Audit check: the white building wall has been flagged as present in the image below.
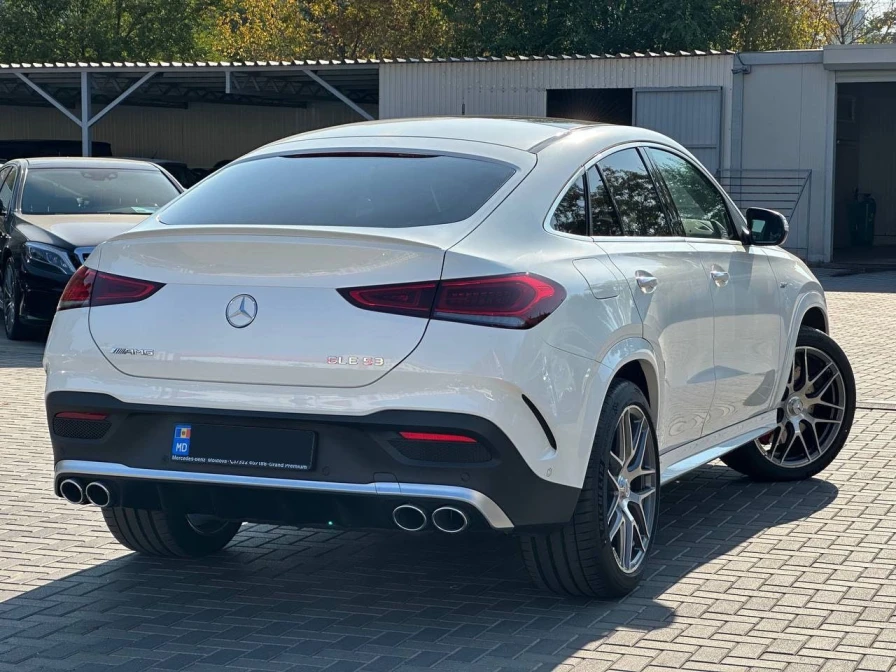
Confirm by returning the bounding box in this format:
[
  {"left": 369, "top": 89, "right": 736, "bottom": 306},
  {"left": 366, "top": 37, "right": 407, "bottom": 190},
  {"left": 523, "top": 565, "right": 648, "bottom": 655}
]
[
  {"left": 380, "top": 55, "right": 735, "bottom": 168},
  {"left": 739, "top": 55, "right": 833, "bottom": 261}
]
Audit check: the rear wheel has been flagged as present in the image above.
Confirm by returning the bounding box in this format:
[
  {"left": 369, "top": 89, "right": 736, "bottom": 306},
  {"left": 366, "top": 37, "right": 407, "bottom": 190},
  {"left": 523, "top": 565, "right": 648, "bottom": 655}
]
[
  {"left": 721, "top": 327, "right": 855, "bottom": 481},
  {"left": 520, "top": 380, "right": 660, "bottom": 598},
  {"left": 102, "top": 507, "right": 241, "bottom": 558}
]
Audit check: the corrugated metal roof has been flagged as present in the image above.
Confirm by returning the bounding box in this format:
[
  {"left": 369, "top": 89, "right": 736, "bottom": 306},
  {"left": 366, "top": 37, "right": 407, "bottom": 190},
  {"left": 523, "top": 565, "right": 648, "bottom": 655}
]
[{"left": 0, "top": 50, "right": 735, "bottom": 71}]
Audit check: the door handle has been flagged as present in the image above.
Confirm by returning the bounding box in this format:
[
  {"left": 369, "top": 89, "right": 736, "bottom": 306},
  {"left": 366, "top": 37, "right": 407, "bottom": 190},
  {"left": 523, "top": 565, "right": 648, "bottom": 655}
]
[
  {"left": 635, "top": 271, "right": 658, "bottom": 294},
  {"left": 710, "top": 267, "right": 730, "bottom": 287}
]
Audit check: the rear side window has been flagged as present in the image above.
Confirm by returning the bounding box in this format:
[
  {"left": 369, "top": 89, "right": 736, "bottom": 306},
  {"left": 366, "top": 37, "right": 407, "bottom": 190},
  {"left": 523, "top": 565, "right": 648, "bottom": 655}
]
[
  {"left": 549, "top": 175, "right": 587, "bottom": 236},
  {"left": 586, "top": 167, "right": 622, "bottom": 236},
  {"left": 158, "top": 154, "right": 516, "bottom": 228},
  {"left": 598, "top": 149, "right": 672, "bottom": 237}
]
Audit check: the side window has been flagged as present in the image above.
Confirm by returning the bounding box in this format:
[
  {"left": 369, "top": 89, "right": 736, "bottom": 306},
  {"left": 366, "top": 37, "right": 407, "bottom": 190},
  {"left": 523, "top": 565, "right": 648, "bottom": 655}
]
[
  {"left": 647, "top": 149, "right": 736, "bottom": 240},
  {"left": 0, "top": 167, "right": 16, "bottom": 215},
  {"left": 549, "top": 175, "right": 587, "bottom": 237},
  {"left": 586, "top": 166, "right": 622, "bottom": 236},
  {"left": 597, "top": 149, "right": 671, "bottom": 237}
]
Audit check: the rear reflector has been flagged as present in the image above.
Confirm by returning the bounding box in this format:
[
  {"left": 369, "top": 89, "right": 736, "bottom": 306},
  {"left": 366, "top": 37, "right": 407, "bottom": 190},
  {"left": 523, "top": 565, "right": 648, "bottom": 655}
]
[
  {"left": 398, "top": 431, "right": 477, "bottom": 443},
  {"left": 58, "top": 268, "right": 164, "bottom": 311},
  {"left": 339, "top": 273, "right": 565, "bottom": 329},
  {"left": 55, "top": 412, "right": 108, "bottom": 421}
]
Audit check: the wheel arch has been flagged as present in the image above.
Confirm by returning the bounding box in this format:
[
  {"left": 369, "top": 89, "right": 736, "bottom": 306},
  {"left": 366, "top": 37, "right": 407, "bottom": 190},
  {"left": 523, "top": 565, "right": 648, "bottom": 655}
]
[
  {"left": 800, "top": 306, "right": 828, "bottom": 334},
  {"left": 598, "top": 338, "right": 661, "bottom": 421}
]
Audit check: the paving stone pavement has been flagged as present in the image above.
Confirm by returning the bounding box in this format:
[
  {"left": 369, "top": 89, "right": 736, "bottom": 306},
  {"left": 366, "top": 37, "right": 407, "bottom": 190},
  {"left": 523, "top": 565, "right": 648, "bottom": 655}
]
[{"left": 0, "top": 272, "right": 893, "bottom": 671}]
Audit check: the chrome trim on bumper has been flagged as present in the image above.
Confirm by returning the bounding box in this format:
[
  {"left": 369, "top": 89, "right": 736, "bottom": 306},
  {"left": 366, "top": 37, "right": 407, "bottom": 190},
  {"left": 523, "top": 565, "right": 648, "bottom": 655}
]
[{"left": 54, "top": 460, "right": 515, "bottom": 530}]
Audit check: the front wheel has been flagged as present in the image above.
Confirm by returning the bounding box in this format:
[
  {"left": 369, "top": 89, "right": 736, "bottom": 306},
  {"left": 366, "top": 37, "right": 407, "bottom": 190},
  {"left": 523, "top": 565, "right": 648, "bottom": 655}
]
[
  {"left": 722, "top": 327, "right": 856, "bottom": 481},
  {"left": 2, "top": 261, "right": 33, "bottom": 341},
  {"left": 102, "top": 507, "right": 241, "bottom": 557},
  {"left": 520, "top": 380, "right": 660, "bottom": 598}
]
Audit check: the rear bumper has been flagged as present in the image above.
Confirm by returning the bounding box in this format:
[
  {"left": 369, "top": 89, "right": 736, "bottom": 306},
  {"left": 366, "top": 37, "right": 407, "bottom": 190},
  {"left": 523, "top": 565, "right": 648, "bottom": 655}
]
[{"left": 48, "top": 391, "right": 581, "bottom": 531}]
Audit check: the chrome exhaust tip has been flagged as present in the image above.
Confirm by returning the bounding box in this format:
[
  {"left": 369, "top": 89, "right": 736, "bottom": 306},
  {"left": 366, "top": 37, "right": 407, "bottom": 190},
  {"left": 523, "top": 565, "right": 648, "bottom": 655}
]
[
  {"left": 85, "top": 482, "right": 112, "bottom": 508},
  {"left": 392, "top": 504, "right": 427, "bottom": 532},
  {"left": 432, "top": 506, "right": 469, "bottom": 534},
  {"left": 59, "top": 479, "right": 86, "bottom": 505}
]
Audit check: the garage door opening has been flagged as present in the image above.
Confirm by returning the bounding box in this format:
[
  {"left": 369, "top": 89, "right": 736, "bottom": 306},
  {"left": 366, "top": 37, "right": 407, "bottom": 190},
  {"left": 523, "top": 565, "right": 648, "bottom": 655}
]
[
  {"left": 834, "top": 82, "right": 896, "bottom": 264},
  {"left": 546, "top": 88, "right": 633, "bottom": 124}
]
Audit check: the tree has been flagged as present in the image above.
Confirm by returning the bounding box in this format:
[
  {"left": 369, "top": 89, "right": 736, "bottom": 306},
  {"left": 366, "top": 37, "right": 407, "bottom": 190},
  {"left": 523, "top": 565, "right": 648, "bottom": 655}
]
[
  {"left": 827, "top": 1, "right": 896, "bottom": 43},
  {"left": 735, "top": 0, "right": 831, "bottom": 50},
  {"left": 0, "top": 0, "right": 218, "bottom": 62},
  {"left": 210, "top": 0, "right": 309, "bottom": 60}
]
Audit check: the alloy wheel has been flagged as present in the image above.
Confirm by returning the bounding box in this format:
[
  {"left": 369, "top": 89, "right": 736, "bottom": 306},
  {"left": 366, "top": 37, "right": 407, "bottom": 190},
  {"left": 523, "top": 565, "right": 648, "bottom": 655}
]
[
  {"left": 756, "top": 346, "right": 847, "bottom": 468},
  {"left": 606, "top": 405, "right": 658, "bottom": 574}
]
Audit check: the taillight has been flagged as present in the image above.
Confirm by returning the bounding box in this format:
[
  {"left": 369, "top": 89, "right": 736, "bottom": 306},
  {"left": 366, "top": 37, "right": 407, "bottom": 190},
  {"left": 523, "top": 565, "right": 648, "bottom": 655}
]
[
  {"left": 58, "top": 266, "right": 95, "bottom": 310},
  {"left": 340, "top": 281, "right": 437, "bottom": 318},
  {"left": 57, "top": 268, "right": 164, "bottom": 311},
  {"left": 339, "top": 273, "right": 565, "bottom": 329}
]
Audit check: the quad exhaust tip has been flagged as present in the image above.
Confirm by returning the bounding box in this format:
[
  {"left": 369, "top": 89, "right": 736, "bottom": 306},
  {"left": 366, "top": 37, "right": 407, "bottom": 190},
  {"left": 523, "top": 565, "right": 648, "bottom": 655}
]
[
  {"left": 392, "top": 504, "right": 427, "bottom": 532},
  {"left": 59, "top": 479, "right": 86, "bottom": 505},
  {"left": 85, "top": 482, "right": 112, "bottom": 508},
  {"left": 432, "top": 506, "right": 469, "bottom": 534}
]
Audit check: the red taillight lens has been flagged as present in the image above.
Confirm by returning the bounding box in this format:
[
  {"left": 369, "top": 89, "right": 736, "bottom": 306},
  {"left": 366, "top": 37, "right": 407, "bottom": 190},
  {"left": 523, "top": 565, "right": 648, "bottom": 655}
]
[
  {"left": 339, "top": 273, "right": 565, "bottom": 329},
  {"left": 57, "top": 268, "right": 164, "bottom": 312},
  {"left": 58, "top": 266, "right": 96, "bottom": 310},
  {"left": 434, "top": 274, "right": 565, "bottom": 329},
  {"left": 339, "top": 281, "right": 437, "bottom": 317},
  {"left": 91, "top": 272, "right": 164, "bottom": 307},
  {"left": 398, "top": 431, "right": 477, "bottom": 443}
]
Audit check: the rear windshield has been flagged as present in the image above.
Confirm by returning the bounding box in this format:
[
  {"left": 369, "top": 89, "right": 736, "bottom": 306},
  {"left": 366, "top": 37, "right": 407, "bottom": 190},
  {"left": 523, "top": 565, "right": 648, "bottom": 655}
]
[
  {"left": 158, "top": 153, "right": 517, "bottom": 228},
  {"left": 22, "top": 168, "right": 180, "bottom": 215}
]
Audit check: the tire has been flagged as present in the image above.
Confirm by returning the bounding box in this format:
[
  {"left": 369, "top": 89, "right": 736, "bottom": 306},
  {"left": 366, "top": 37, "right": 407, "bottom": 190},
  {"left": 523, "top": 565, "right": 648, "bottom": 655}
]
[
  {"left": 2, "top": 261, "right": 33, "bottom": 341},
  {"left": 721, "top": 326, "right": 855, "bottom": 482},
  {"left": 102, "top": 507, "right": 241, "bottom": 558},
  {"left": 520, "top": 380, "right": 660, "bottom": 598}
]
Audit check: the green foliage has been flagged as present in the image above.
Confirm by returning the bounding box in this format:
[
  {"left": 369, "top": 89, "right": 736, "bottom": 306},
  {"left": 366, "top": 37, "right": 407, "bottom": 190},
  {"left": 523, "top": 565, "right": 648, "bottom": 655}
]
[
  {"left": 0, "top": 0, "right": 218, "bottom": 62},
  {"left": 0, "top": 0, "right": 879, "bottom": 63}
]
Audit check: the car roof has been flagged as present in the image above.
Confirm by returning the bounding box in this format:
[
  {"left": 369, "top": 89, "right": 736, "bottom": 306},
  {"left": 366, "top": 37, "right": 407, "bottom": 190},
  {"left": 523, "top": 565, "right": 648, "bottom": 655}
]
[
  {"left": 16, "top": 157, "right": 163, "bottom": 170},
  {"left": 267, "top": 117, "right": 602, "bottom": 153}
]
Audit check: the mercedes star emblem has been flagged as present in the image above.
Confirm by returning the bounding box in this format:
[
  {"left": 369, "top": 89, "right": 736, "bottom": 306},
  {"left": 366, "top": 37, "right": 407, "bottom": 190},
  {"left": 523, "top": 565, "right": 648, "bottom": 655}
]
[{"left": 225, "top": 294, "right": 258, "bottom": 328}]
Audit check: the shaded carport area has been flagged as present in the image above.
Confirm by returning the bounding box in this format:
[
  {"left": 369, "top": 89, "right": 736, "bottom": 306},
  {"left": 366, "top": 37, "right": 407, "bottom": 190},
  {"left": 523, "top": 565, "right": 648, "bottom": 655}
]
[{"left": 0, "top": 61, "right": 380, "bottom": 170}]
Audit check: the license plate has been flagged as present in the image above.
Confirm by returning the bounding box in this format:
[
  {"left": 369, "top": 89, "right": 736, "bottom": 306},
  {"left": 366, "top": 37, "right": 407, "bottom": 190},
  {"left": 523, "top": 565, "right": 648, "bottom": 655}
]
[{"left": 170, "top": 423, "right": 316, "bottom": 472}]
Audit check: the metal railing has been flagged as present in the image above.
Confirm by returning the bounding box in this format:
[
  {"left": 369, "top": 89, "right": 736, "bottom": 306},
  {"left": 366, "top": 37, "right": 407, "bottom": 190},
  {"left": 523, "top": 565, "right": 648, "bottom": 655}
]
[{"left": 716, "top": 169, "right": 812, "bottom": 219}]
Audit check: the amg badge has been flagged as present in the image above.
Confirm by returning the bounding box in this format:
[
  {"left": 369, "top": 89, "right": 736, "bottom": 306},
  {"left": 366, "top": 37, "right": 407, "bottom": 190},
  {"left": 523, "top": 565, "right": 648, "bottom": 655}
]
[{"left": 111, "top": 348, "right": 155, "bottom": 356}]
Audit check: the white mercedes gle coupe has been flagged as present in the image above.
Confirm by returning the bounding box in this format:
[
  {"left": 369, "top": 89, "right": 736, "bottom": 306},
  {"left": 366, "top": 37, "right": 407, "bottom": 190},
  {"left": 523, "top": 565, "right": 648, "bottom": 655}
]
[{"left": 44, "top": 118, "right": 855, "bottom": 597}]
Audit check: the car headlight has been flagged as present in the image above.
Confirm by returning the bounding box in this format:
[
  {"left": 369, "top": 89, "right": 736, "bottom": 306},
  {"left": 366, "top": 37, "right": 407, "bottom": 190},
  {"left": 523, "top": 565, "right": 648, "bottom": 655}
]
[{"left": 24, "top": 242, "right": 77, "bottom": 275}]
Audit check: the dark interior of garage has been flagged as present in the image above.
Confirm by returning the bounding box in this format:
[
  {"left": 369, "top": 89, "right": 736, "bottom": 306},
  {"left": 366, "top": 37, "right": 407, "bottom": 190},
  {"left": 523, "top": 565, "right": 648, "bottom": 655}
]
[
  {"left": 834, "top": 82, "right": 896, "bottom": 264},
  {"left": 546, "top": 88, "right": 633, "bottom": 124}
]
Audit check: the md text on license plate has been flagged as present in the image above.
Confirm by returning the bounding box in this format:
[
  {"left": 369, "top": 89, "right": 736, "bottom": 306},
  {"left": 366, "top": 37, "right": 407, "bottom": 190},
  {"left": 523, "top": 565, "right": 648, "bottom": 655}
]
[{"left": 170, "top": 423, "right": 316, "bottom": 471}]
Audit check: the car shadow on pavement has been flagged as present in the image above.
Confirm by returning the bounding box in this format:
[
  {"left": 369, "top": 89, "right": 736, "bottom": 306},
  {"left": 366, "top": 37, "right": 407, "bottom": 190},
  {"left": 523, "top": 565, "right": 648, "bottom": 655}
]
[
  {"left": 4, "top": 464, "right": 838, "bottom": 671},
  {"left": 0, "top": 339, "right": 44, "bottom": 368}
]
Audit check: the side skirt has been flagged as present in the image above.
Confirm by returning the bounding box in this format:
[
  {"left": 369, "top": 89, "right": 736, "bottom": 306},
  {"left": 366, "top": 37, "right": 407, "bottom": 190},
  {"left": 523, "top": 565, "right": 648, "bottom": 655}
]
[{"left": 659, "top": 411, "right": 777, "bottom": 485}]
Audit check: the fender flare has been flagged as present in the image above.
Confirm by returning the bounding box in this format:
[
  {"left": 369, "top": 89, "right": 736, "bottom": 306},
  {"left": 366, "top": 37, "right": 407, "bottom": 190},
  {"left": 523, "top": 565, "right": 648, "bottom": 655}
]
[
  {"left": 567, "top": 338, "right": 662, "bottom": 491},
  {"left": 775, "top": 290, "right": 828, "bottom": 402}
]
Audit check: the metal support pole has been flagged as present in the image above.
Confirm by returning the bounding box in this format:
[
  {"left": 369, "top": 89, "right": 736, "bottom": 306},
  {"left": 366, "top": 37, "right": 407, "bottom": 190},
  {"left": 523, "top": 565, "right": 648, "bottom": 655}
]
[
  {"left": 302, "top": 69, "right": 374, "bottom": 121},
  {"left": 88, "top": 71, "right": 156, "bottom": 127},
  {"left": 81, "top": 72, "right": 91, "bottom": 157},
  {"left": 13, "top": 73, "right": 82, "bottom": 126}
]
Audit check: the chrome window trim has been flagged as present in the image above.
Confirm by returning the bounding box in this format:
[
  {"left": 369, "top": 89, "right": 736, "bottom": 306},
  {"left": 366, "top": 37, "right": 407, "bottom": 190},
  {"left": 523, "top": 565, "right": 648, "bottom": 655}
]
[{"left": 542, "top": 140, "right": 748, "bottom": 245}]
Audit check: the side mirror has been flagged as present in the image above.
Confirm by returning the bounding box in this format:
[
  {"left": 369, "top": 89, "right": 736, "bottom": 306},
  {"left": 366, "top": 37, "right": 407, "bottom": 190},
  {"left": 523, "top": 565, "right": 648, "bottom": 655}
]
[{"left": 746, "top": 207, "right": 789, "bottom": 246}]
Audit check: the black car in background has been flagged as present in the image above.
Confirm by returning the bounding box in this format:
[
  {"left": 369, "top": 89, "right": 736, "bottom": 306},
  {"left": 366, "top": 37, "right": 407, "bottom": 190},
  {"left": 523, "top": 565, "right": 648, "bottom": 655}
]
[
  {"left": 0, "top": 140, "right": 113, "bottom": 159},
  {"left": 0, "top": 158, "right": 183, "bottom": 339}
]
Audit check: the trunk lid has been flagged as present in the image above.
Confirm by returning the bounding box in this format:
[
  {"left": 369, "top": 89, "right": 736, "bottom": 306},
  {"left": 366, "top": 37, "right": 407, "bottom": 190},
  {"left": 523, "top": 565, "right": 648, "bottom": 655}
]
[{"left": 88, "top": 226, "right": 447, "bottom": 387}]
